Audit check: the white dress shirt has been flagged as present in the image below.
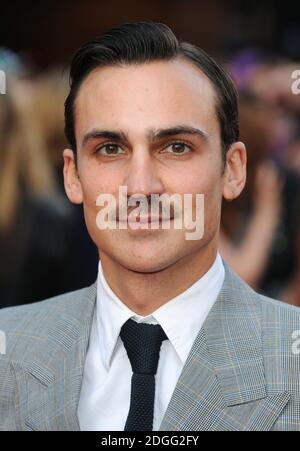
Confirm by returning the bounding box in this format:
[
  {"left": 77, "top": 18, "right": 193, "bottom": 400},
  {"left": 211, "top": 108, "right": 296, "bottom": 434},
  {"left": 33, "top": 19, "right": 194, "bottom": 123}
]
[{"left": 78, "top": 253, "right": 225, "bottom": 431}]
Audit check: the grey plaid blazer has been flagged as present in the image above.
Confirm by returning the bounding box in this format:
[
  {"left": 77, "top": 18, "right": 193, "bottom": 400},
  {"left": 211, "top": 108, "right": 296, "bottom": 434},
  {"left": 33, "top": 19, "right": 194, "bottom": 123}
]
[{"left": 1, "top": 262, "right": 300, "bottom": 431}]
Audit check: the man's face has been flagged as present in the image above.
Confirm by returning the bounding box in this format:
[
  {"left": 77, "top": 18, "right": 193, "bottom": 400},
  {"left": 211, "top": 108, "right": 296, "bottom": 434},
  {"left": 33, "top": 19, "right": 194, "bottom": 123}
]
[{"left": 64, "top": 58, "right": 243, "bottom": 273}]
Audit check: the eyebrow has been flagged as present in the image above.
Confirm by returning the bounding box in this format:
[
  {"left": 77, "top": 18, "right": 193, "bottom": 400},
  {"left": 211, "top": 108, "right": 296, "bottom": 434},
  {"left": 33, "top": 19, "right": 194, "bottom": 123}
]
[
  {"left": 81, "top": 125, "right": 208, "bottom": 148},
  {"left": 81, "top": 129, "right": 129, "bottom": 148},
  {"left": 149, "top": 126, "right": 208, "bottom": 142}
]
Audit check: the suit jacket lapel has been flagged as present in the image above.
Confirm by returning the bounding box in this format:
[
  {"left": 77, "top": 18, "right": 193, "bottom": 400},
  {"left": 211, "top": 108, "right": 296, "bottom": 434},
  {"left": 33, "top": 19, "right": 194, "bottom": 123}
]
[
  {"left": 159, "top": 263, "right": 290, "bottom": 431},
  {"left": 12, "top": 282, "right": 97, "bottom": 431}
]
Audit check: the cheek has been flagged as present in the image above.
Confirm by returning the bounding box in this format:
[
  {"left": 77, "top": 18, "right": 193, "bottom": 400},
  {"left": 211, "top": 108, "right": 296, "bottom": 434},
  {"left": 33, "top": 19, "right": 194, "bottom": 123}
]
[
  {"left": 78, "top": 163, "right": 124, "bottom": 242},
  {"left": 79, "top": 161, "right": 118, "bottom": 205},
  {"left": 179, "top": 164, "right": 223, "bottom": 229},
  {"left": 175, "top": 162, "right": 222, "bottom": 197}
]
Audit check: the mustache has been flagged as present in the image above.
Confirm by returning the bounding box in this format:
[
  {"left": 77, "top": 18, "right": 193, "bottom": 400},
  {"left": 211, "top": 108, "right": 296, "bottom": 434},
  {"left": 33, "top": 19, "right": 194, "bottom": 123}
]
[{"left": 115, "top": 196, "right": 180, "bottom": 221}]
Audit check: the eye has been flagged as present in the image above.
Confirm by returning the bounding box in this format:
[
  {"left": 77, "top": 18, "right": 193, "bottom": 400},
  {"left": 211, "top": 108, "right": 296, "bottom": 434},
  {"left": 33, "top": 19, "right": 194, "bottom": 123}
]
[
  {"left": 96, "top": 143, "right": 124, "bottom": 156},
  {"left": 164, "top": 142, "right": 192, "bottom": 155}
]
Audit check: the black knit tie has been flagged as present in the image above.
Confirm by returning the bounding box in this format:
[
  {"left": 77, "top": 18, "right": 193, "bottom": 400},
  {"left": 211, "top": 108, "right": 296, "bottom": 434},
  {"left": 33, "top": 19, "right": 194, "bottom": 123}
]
[{"left": 120, "top": 318, "right": 168, "bottom": 431}]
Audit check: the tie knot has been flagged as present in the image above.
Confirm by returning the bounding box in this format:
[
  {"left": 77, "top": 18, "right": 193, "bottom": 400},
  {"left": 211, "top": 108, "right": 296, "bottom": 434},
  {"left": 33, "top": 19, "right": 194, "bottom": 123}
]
[{"left": 120, "top": 318, "right": 168, "bottom": 375}]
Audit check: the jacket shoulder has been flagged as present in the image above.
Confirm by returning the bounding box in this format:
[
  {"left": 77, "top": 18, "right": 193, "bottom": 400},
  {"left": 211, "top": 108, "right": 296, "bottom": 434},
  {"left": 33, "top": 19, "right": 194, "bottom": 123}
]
[
  {"left": 257, "top": 293, "right": 300, "bottom": 411},
  {"left": 0, "top": 284, "right": 96, "bottom": 331},
  {"left": 250, "top": 292, "right": 300, "bottom": 358},
  {"left": 259, "top": 293, "right": 300, "bottom": 329},
  {"left": 0, "top": 283, "right": 96, "bottom": 365}
]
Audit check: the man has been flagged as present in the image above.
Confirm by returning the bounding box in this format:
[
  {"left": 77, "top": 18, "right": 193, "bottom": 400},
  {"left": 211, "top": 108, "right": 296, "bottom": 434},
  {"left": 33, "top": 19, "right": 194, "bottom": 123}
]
[{"left": 0, "top": 22, "right": 300, "bottom": 431}]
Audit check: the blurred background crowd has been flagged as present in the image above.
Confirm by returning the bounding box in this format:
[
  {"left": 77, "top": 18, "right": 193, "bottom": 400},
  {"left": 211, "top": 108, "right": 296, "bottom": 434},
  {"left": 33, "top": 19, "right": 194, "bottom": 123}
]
[{"left": 1, "top": 0, "right": 300, "bottom": 308}]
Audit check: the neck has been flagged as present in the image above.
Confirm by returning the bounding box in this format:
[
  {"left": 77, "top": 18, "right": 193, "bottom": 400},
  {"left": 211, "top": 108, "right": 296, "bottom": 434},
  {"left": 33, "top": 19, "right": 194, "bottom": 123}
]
[{"left": 99, "top": 245, "right": 218, "bottom": 316}]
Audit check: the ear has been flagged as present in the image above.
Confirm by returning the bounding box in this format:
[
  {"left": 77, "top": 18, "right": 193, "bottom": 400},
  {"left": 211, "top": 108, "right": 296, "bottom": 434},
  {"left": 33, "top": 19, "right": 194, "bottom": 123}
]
[
  {"left": 223, "top": 141, "right": 247, "bottom": 201},
  {"left": 63, "top": 149, "right": 83, "bottom": 204}
]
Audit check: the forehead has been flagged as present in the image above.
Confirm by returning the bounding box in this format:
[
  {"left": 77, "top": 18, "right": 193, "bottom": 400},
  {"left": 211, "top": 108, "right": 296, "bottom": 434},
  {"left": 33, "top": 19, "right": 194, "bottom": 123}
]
[{"left": 74, "top": 58, "right": 219, "bottom": 143}]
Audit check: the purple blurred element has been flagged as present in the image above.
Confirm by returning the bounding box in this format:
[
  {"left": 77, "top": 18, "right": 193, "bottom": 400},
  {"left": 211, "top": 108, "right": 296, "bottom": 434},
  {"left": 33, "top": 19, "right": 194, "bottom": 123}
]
[{"left": 229, "top": 48, "right": 265, "bottom": 89}]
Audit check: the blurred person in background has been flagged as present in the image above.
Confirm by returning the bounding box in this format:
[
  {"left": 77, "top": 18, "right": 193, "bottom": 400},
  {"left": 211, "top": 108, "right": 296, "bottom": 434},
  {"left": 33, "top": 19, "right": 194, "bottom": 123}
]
[
  {"left": 0, "top": 64, "right": 97, "bottom": 308},
  {"left": 25, "top": 68, "right": 99, "bottom": 292},
  {"left": 220, "top": 93, "right": 282, "bottom": 290},
  {"left": 0, "top": 74, "right": 71, "bottom": 307},
  {"left": 0, "top": 49, "right": 97, "bottom": 308},
  {"left": 220, "top": 86, "right": 300, "bottom": 300}
]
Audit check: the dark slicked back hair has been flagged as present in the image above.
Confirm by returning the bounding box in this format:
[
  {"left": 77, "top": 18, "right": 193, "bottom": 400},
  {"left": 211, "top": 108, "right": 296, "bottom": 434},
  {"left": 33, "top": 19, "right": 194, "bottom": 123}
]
[{"left": 64, "top": 21, "right": 239, "bottom": 158}]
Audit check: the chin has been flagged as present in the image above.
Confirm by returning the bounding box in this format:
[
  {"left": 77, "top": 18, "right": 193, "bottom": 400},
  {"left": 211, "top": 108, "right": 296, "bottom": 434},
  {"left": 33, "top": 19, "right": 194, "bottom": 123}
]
[{"left": 116, "top": 253, "right": 175, "bottom": 274}]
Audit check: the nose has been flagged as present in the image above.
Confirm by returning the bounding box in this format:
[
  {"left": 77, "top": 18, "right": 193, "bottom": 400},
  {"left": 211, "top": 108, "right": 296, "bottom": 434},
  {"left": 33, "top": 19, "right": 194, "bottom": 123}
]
[{"left": 123, "top": 147, "right": 165, "bottom": 198}]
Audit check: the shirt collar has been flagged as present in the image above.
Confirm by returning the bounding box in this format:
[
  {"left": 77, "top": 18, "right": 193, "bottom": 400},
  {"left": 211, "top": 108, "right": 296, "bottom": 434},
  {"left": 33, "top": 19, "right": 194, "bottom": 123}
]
[{"left": 96, "top": 254, "right": 225, "bottom": 369}]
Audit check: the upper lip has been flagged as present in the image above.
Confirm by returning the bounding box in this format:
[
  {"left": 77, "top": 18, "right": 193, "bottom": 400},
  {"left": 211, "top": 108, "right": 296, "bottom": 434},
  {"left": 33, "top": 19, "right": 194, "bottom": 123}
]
[{"left": 118, "top": 215, "right": 173, "bottom": 223}]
